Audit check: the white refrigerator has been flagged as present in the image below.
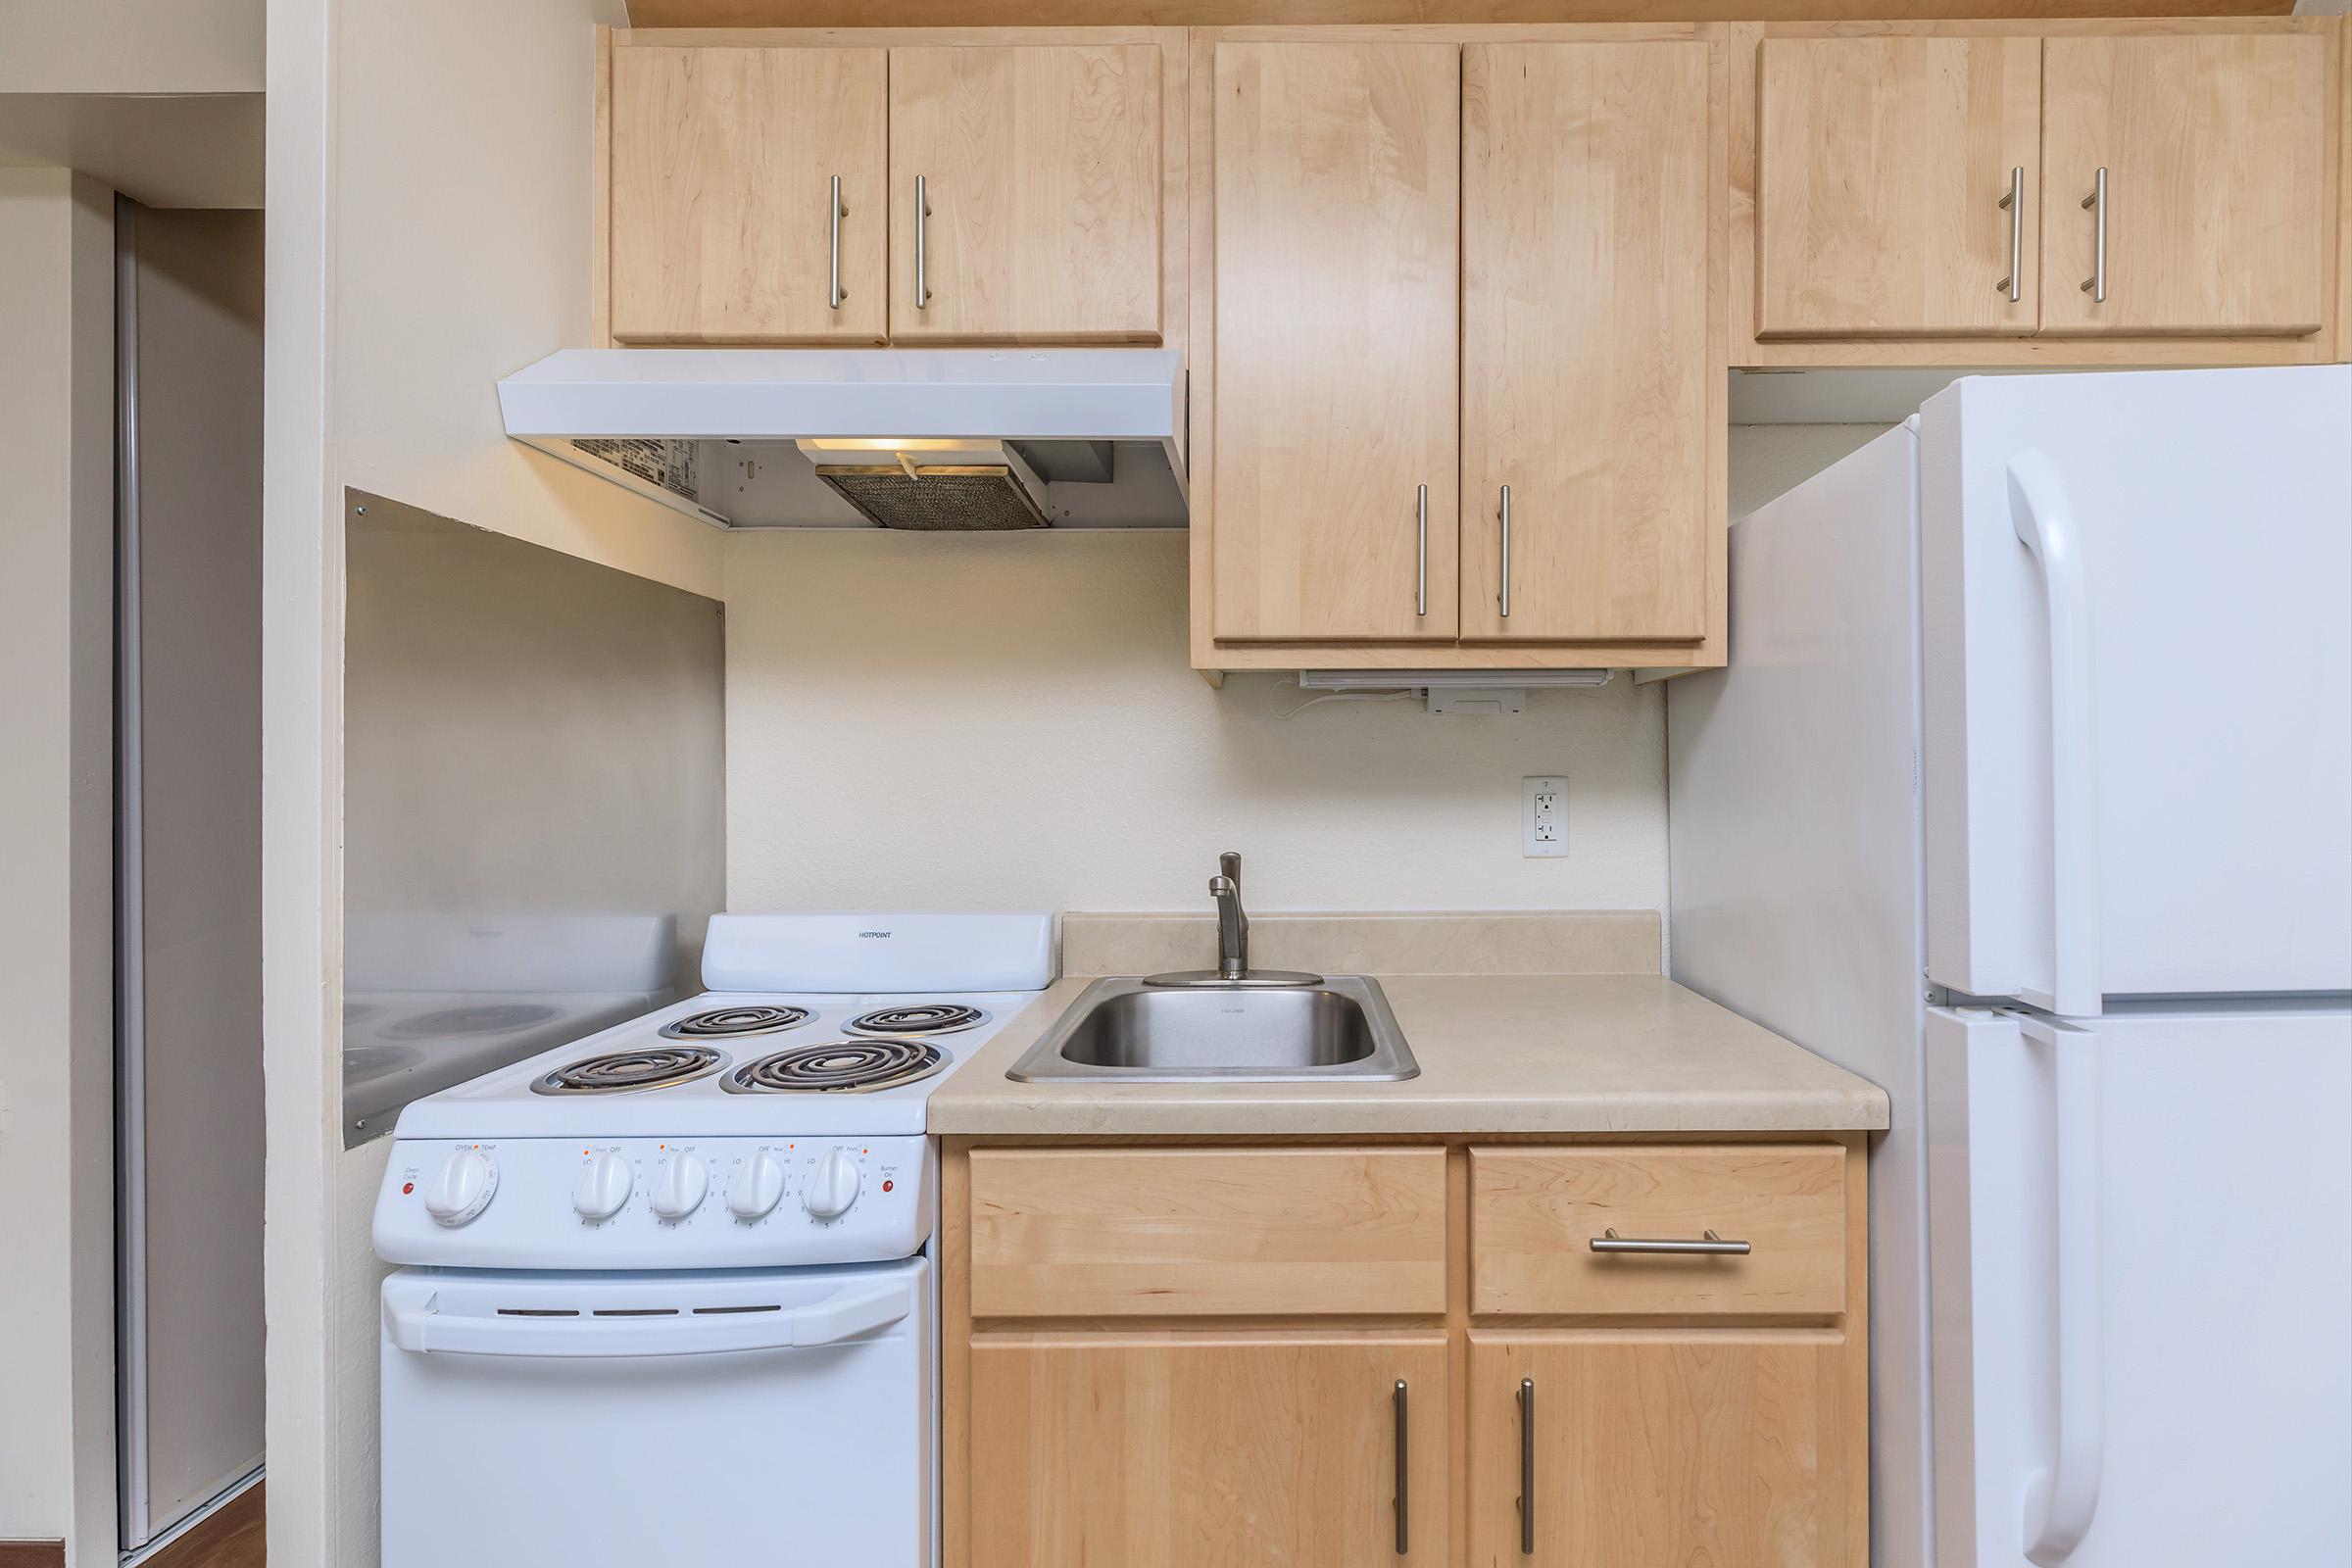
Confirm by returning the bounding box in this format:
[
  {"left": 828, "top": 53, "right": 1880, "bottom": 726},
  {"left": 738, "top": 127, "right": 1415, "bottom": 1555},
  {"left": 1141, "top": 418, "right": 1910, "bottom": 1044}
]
[{"left": 1669, "top": 366, "right": 2352, "bottom": 1568}]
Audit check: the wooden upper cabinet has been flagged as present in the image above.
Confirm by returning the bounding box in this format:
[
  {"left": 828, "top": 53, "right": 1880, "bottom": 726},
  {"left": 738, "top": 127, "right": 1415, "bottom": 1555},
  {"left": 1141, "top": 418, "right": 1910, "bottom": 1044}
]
[
  {"left": 1469, "top": 1334, "right": 1854, "bottom": 1568},
  {"left": 2039, "top": 33, "right": 2330, "bottom": 337},
  {"left": 608, "top": 46, "right": 887, "bottom": 344},
  {"left": 1757, "top": 36, "right": 2042, "bottom": 338},
  {"left": 970, "top": 1336, "right": 1449, "bottom": 1568},
  {"left": 888, "top": 45, "right": 1163, "bottom": 342},
  {"left": 1460, "top": 41, "right": 1712, "bottom": 645},
  {"left": 1209, "top": 42, "right": 1461, "bottom": 643}
]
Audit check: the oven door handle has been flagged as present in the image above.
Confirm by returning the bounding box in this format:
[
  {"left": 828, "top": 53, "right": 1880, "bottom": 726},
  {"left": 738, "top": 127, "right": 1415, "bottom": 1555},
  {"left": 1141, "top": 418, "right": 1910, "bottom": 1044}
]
[{"left": 385, "top": 1279, "right": 912, "bottom": 1358}]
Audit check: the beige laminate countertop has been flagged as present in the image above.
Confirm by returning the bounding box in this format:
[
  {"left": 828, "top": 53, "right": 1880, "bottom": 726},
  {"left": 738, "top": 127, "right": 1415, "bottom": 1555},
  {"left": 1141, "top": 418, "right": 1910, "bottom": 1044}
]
[{"left": 926, "top": 972, "right": 1891, "bottom": 1138}]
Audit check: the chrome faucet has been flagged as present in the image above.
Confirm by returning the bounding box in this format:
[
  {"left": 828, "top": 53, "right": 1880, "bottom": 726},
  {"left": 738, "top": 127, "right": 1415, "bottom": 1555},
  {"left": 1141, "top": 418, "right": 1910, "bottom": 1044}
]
[
  {"left": 1210, "top": 852, "right": 1249, "bottom": 981},
  {"left": 1141, "top": 851, "right": 1320, "bottom": 988}
]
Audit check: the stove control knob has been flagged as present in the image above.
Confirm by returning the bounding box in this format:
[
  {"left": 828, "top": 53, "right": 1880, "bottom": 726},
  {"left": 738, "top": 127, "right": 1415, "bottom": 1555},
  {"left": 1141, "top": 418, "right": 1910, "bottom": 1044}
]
[
  {"left": 728, "top": 1151, "right": 788, "bottom": 1221},
  {"left": 650, "top": 1152, "right": 709, "bottom": 1221},
  {"left": 803, "top": 1147, "right": 861, "bottom": 1221},
  {"left": 572, "top": 1152, "right": 633, "bottom": 1222},
  {"left": 423, "top": 1148, "right": 497, "bottom": 1227}
]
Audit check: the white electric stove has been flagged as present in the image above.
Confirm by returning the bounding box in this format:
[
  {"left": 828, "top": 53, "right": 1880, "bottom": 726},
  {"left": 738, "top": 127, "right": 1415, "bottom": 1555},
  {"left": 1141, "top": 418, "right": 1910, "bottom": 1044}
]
[{"left": 371, "top": 911, "right": 1053, "bottom": 1568}]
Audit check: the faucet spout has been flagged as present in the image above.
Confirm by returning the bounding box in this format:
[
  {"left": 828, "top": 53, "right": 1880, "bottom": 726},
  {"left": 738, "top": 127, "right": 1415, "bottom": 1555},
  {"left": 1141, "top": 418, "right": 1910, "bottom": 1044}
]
[
  {"left": 1211, "top": 853, "right": 1249, "bottom": 980},
  {"left": 1140, "top": 851, "right": 1322, "bottom": 989}
]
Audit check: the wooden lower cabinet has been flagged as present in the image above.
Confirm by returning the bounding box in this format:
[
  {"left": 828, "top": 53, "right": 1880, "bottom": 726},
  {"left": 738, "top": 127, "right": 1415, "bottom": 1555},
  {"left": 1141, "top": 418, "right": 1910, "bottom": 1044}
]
[
  {"left": 949, "top": 1138, "right": 1869, "bottom": 1568},
  {"left": 968, "top": 1335, "right": 1450, "bottom": 1567},
  {"left": 1468, "top": 1333, "right": 1854, "bottom": 1568}
]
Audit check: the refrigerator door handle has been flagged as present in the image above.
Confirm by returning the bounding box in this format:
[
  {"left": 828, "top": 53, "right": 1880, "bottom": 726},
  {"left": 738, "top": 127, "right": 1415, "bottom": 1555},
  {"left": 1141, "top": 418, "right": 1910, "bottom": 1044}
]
[
  {"left": 2022, "top": 1016, "right": 2104, "bottom": 1566},
  {"left": 2007, "top": 451, "right": 2103, "bottom": 1016}
]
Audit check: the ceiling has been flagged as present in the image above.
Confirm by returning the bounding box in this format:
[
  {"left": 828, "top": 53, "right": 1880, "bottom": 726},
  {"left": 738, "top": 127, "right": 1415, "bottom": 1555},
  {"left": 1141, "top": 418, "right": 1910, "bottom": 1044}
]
[{"left": 0, "top": 94, "right": 262, "bottom": 209}]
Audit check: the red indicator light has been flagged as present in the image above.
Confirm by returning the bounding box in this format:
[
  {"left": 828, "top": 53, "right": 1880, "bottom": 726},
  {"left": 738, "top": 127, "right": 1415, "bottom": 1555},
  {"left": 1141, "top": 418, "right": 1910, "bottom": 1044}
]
[
  {"left": 402, "top": 1182, "right": 415, "bottom": 1195},
  {"left": 882, "top": 1180, "right": 895, "bottom": 1193}
]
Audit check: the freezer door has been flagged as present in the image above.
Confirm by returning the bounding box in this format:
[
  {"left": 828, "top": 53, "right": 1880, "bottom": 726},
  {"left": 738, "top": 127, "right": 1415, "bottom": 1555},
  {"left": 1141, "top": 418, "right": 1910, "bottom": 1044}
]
[
  {"left": 1926, "top": 1004, "right": 2351, "bottom": 1568},
  {"left": 1921, "top": 366, "right": 2352, "bottom": 1008}
]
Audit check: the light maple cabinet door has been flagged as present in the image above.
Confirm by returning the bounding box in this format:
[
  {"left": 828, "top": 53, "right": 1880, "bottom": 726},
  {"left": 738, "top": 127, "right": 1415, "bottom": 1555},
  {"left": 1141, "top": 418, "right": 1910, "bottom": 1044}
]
[
  {"left": 1756, "top": 36, "right": 2041, "bottom": 338},
  {"left": 1209, "top": 42, "right": 1461, "bottom": 643},
  {"left": 1460, "top": 41, "right": 1711, "bottom": 645},
  {"left": 2039, "top": 32, "right": 2330, "bottom": 336},
  {"left": 1468, "top": 1334, "right": 1854, "bottom": 1568},
  {"left": 608, "top": 46, "right": 887, "bottom": 344},
  {"left": 888, "top": 44, "right": 1163, "bottom": 343},
  {"left": 970, "top": 1335, "right": 1449, "bottom": 1568}
]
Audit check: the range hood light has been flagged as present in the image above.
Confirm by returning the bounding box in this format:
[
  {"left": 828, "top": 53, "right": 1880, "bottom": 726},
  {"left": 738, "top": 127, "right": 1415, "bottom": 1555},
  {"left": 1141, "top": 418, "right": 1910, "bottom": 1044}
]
[{"left": 796, "top": 437, "right": 978, "bottom": 454}]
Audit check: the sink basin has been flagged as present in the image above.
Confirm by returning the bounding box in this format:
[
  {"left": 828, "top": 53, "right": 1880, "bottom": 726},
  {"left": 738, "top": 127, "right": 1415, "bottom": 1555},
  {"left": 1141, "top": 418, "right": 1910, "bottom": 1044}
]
[{"left": 1005, "top": 976, "right": 1419, "bottom": 1083}]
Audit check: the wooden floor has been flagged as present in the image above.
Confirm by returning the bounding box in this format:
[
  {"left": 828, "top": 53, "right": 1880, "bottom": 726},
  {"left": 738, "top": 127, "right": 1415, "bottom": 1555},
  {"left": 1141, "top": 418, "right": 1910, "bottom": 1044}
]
[{"left": 147, "top": 1484, "right": 264, "bottom": 1568}]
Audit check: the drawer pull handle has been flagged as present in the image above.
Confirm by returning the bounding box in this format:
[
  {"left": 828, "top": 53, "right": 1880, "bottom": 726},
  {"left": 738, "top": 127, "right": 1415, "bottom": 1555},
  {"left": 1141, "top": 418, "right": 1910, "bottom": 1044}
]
[
  {"left": 1516, "top": 1377, "right": 1535, "bottom": 1555},
  {"left": 1393, "top": 1378, "right": 1409, "bottom": 1555},
  {"left": 1591, "top": 1227, "right": 1751, "bottom": 1256}
]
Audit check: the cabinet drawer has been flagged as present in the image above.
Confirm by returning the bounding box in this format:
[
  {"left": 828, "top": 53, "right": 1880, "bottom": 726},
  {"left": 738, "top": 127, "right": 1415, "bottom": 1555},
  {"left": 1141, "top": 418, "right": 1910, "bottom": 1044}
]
[
  {"left": 1470, "top": 1146, "right": 1845, "bottom": 1317},
  {"left": 968, "top": 1147, "right": 1447, "bottom": 1318}
]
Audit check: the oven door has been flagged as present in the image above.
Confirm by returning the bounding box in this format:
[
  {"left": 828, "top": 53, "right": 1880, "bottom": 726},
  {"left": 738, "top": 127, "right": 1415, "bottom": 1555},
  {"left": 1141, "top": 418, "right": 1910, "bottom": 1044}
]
[{"left": 380, "top": 1256, "right": 933, "bottom": 1567}]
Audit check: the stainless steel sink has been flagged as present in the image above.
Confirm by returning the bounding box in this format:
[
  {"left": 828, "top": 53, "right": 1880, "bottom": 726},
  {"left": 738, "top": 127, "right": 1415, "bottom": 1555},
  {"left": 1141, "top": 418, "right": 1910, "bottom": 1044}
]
[{"left": 1005, "top": 975, "right": 1419, "bottom": 1083}]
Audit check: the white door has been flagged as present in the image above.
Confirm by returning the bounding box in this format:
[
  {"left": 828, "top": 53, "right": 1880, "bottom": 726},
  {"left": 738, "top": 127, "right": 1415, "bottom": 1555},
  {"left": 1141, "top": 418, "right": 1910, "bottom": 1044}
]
[
  {"left": 379, "top": 1258, "right": 932, "bottom": 1567},
  {"left": 1926, "top": 1004, "right": 2352, "bottom": 1568},
  {"left": 1921, "top": 366, "right": 2352, "bottom": 1011}
]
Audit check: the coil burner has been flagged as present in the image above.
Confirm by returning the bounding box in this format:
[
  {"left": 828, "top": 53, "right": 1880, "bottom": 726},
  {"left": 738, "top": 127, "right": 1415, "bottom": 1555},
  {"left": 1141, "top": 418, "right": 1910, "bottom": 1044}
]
[
  {"left": 530, "top": 1046, "right": 729, "bottom": 1096},
  {"left": 843, "top": 1004, "right": 989, "bottom": 1040},
  {"left": 723, "top": 1039, "right": 947, "bottom": 1095},
  {"left": 660, "top": 1005, "right": 814, "bottom": 1041}
]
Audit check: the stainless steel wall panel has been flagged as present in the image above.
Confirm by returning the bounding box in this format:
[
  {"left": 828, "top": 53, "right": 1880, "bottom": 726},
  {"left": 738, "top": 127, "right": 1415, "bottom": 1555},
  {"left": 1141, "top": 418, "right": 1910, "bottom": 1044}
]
[{"left": 341, "top": 491, "right": 726, "bottom": 1145}]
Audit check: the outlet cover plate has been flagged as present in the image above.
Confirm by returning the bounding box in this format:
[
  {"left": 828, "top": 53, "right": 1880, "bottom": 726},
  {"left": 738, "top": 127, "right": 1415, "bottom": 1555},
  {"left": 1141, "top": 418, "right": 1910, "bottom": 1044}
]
[{"left": 1524, "top": 775, "right": 1568, "bottom": 858}]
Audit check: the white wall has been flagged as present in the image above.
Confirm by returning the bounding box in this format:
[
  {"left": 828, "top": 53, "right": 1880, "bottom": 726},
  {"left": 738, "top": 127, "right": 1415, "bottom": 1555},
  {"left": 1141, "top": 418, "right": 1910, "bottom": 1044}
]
[
  {"left": 725, "top": 531, "right": 1666, "bottom": 914},
  {"left": 0, "top": 169, "right": 118, "bottom": 1562},
  {"left": 720, "top": 428, "right": 1897, "bottom": 923},
  {"left": 1729, "top": 423, "right": 1892, "bottom": 519},
  {"left": 331, "top": 1, "right": 721, "bottom": 599},
  {"left": 266, "top": 2, "right": 719, "bottom": 1566}
]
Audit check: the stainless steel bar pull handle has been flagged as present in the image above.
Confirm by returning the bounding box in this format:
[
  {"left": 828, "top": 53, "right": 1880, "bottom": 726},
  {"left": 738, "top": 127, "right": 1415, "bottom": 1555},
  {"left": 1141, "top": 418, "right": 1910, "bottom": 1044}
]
[
  {"left": 1393, "top": 1379, "right": 1409, "bottom": 1556},
  {"left": 828, "top": 173, "right": 847, "bottom": 310},
  {"left": 1415, "top": 484, "right": 1429, "bottom": 618},
  {"left": 1516, "top": 1378, "right": 1535, "bottom": 1555},
  {"left": 1497, "top": 485, "right": 1512, "bottom": 618},
  {"left": 1996, "top": 166, "right": 2023, "bottom": 303},
  {"left": 914, "top": 173, "right": 932, "bottom": 310},
  {"left": 1591, "top": 1226, "right": 1752, "bottom": 1256},
  {"left": 2081, "top": 168, "right": 2107, "bottom": 303}
]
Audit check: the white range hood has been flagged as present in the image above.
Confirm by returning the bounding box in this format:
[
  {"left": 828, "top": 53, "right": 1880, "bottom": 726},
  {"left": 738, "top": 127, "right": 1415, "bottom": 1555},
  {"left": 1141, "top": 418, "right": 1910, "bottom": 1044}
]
[{"left": 496, "top": 348, "right": 1187, "bottom": 531}]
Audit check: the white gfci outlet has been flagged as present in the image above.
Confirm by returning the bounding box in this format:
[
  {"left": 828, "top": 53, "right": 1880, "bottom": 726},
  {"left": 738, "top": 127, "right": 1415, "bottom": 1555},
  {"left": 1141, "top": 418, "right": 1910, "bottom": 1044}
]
[{"left": 1523, "top": 775, "right": 1568, "bottom": 858}]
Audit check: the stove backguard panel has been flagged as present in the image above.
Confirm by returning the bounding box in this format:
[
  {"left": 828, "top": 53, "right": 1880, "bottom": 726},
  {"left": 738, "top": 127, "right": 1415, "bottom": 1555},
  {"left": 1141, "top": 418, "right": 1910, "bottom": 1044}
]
[{"left": 341, "top": 490, "right": 726, "bottom": 1146}]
